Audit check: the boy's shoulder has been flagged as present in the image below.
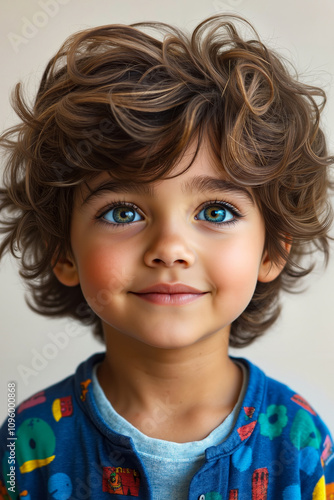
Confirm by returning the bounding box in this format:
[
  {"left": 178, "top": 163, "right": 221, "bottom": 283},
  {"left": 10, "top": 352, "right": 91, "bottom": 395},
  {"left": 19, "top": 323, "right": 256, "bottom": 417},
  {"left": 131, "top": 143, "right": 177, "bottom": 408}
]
[
  {"left": 0, "top": 352, "right": 132, "bottom": 497},
  {"left": 0, "top": 352, "right": 104, "bottom": 466},
  {"left": 235, "top": 356, "right": 333, "bottom": 467},
  {"left": 224, "top": 358, "right": 334, "bottom": 499},
  {"left": 241, "top": 356, "right": 331, "bottom": 433},
  {"left": 1, "top": 351, "right": 103, "bottom": 432},
  {"left": 0, "top": 353, "right": 104, "bottom": 493},
  {"left": 241, "top": 357, "right": 333, "bottom": 473}
]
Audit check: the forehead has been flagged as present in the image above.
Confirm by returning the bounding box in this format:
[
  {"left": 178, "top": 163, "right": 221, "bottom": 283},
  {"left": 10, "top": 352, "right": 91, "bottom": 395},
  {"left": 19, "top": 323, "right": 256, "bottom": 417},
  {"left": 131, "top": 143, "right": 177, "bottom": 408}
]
[{"left": 77, "top": 141, "right": 256, "bottom": 206}]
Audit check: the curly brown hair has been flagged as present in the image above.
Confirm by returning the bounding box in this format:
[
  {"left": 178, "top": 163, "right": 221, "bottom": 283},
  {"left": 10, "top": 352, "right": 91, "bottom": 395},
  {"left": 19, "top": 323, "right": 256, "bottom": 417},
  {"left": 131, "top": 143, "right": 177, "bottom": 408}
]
[{"left": 0, "top": 15, "right": 332, "bottom": 347}]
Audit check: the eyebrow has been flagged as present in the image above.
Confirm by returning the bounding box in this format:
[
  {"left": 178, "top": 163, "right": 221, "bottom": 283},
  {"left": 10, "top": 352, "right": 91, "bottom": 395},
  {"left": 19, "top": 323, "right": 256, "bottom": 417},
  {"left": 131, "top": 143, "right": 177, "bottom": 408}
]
[
  {"left": 81, "top": 180, "right": 153, "bottom": 206},
  {"left": 81, "top": 175, "right": 255, "bottom": 206},
  {"left": 182, "top": 176, "right": 255, "bottom": 204}
]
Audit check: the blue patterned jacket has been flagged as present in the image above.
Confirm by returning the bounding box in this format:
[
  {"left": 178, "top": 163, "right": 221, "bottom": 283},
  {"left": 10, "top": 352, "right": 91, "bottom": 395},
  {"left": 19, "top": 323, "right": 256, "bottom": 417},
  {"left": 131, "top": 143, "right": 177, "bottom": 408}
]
[{"left": 1, "top": 352, "right": 333, "bottom": 499}]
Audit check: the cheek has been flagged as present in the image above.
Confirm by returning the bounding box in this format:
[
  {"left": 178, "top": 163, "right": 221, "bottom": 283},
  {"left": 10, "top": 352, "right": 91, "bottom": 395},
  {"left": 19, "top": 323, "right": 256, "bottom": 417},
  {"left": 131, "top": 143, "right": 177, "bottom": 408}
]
[
  {"left": 209, "top": 237, "right": 264, "bottom": 294},
  {"left": 75, "top": 242, "right": 135, "bottom": 298}
]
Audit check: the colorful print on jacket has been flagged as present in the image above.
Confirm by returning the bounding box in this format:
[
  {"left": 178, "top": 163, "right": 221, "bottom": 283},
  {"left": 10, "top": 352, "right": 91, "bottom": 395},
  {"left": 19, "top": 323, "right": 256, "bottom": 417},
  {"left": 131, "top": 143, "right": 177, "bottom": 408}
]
[{"left": 0, "top": 352, "right": 333, "bottom": 499}]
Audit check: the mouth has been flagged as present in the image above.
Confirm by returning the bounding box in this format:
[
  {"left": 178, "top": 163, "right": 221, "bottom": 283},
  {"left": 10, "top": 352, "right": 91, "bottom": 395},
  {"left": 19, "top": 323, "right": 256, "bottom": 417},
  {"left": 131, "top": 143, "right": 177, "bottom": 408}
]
[{"left": 130, "top": 283, "right": 208, "bottom": 306}]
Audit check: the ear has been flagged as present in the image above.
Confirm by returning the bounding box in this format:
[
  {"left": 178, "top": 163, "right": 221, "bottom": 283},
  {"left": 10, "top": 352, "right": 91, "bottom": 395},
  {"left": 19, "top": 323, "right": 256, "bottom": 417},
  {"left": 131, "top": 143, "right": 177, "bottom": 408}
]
[
  {"left": 257, "top": 240, "right": 292, "bottom": 283},
  {"left": 52, "top": 252, "right": 80, "bottom": 287}
]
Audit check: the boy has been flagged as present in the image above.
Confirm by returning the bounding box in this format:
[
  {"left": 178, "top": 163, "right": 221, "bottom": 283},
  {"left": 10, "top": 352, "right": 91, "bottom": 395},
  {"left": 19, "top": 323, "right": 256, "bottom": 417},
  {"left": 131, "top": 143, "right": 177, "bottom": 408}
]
[{"left": 0, "top": 13, "right": 333, "bottom": 499}]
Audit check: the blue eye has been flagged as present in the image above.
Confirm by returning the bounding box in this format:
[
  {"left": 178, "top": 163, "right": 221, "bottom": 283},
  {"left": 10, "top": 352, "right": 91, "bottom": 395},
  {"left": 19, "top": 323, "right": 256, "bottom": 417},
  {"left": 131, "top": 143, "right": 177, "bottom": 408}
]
[
  {"left": 102, "top": 205, "right": 142, "bottom": 224},
  {"left": 196, "top": 203, "right": 235, "bottom": 224}
]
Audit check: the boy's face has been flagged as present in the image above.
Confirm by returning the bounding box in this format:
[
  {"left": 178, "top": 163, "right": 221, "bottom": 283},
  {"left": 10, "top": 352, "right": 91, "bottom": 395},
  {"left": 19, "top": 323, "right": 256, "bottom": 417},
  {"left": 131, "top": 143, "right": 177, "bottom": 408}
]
[{"left": 55, "top": 140, "right": 280, "bottom": 350}]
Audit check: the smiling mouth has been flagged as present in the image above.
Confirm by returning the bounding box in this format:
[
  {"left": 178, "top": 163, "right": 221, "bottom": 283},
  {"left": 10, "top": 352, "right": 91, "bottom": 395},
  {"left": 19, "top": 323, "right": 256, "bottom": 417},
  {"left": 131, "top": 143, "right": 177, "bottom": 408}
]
[
  {"left": 132, "top": 292, "right": 206, "bottom": 305},
  {"left": 130, "top": 283, "right": 207, "bottom": 306}
]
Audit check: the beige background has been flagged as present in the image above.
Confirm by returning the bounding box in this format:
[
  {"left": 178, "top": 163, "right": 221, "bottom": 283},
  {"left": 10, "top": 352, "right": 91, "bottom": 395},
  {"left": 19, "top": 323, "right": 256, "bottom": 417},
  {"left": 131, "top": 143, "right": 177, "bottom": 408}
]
[{"left": 0, "top": 0, "right": 333, "bottom": 428}]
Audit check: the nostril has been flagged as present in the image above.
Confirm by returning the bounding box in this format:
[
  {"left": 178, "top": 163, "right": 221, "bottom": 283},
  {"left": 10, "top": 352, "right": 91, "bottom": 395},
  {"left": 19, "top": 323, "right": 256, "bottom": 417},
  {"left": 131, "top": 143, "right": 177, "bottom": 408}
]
[
  {"left": 153, "top": 258, "right": 187, "bottom": 266},
  {"left": 152, "top": 259, "right": 165, "bottom": 265}
]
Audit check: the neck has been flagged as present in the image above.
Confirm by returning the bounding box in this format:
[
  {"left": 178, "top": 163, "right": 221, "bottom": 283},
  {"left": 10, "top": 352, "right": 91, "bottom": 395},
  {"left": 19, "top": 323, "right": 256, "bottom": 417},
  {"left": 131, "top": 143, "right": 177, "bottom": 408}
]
[{"left": 97, "top": 327, "right": 243, "bottom": 442}]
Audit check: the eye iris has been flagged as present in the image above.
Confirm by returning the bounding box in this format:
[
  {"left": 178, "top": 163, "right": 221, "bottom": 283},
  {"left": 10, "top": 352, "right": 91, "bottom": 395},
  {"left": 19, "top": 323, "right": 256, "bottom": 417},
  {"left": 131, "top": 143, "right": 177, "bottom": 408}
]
[
  {"left": 114, "top": 207, "right": 135, "bottom": 223},
  {"left": 205, "top": 206, "right": 226, "bottom": 222}
]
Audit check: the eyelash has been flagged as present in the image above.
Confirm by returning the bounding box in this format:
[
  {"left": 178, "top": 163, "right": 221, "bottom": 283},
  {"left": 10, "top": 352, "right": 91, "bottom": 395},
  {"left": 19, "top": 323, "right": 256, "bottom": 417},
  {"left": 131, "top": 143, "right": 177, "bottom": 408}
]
[{"left": 95, "top": 199, "right": 243, "bottom": 227}]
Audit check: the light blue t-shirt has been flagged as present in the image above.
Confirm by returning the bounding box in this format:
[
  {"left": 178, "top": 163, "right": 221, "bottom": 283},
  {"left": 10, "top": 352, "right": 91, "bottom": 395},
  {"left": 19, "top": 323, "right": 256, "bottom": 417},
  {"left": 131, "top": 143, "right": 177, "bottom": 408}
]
[{"left": 91, "top": 362, "right": 248, "bottom": 499}]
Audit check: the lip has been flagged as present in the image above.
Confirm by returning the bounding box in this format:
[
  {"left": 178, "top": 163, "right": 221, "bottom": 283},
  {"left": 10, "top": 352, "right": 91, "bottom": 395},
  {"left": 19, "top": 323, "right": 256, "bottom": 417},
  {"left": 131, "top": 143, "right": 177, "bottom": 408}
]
[
  {"left": 134, "top": 283, "right": 204, "bottom": 294},
  {"left": 130, "top": 283, "right": 207, "bottom": 306}
]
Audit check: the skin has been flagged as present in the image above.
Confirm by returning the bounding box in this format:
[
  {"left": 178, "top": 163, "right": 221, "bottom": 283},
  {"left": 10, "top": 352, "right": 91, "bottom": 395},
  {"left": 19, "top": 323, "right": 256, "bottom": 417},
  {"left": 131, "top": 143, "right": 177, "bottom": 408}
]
[{"left": 53, "top": 140, "right": 286, "bottom": 442}]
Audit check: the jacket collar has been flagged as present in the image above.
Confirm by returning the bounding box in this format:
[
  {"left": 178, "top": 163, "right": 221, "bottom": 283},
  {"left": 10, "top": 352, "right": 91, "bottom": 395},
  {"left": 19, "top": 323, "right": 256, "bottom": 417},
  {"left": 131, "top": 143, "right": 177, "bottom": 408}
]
[{"left": 74, "top": 352, "right": 266, "bottom": 459}]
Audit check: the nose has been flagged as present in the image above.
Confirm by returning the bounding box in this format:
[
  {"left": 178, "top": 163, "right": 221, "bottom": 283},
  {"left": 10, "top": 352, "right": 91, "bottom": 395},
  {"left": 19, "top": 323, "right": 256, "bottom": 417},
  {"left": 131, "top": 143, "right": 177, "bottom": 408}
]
[{"left": 143, "top": 225, "right": 196, "bottom": 268}]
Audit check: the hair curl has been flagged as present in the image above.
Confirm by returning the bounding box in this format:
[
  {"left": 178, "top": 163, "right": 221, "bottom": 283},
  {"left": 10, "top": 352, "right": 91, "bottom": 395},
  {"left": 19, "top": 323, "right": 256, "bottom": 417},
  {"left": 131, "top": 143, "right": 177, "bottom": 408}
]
[{"left": 0, "top": 15, "right": 333, "bottom": 347}]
